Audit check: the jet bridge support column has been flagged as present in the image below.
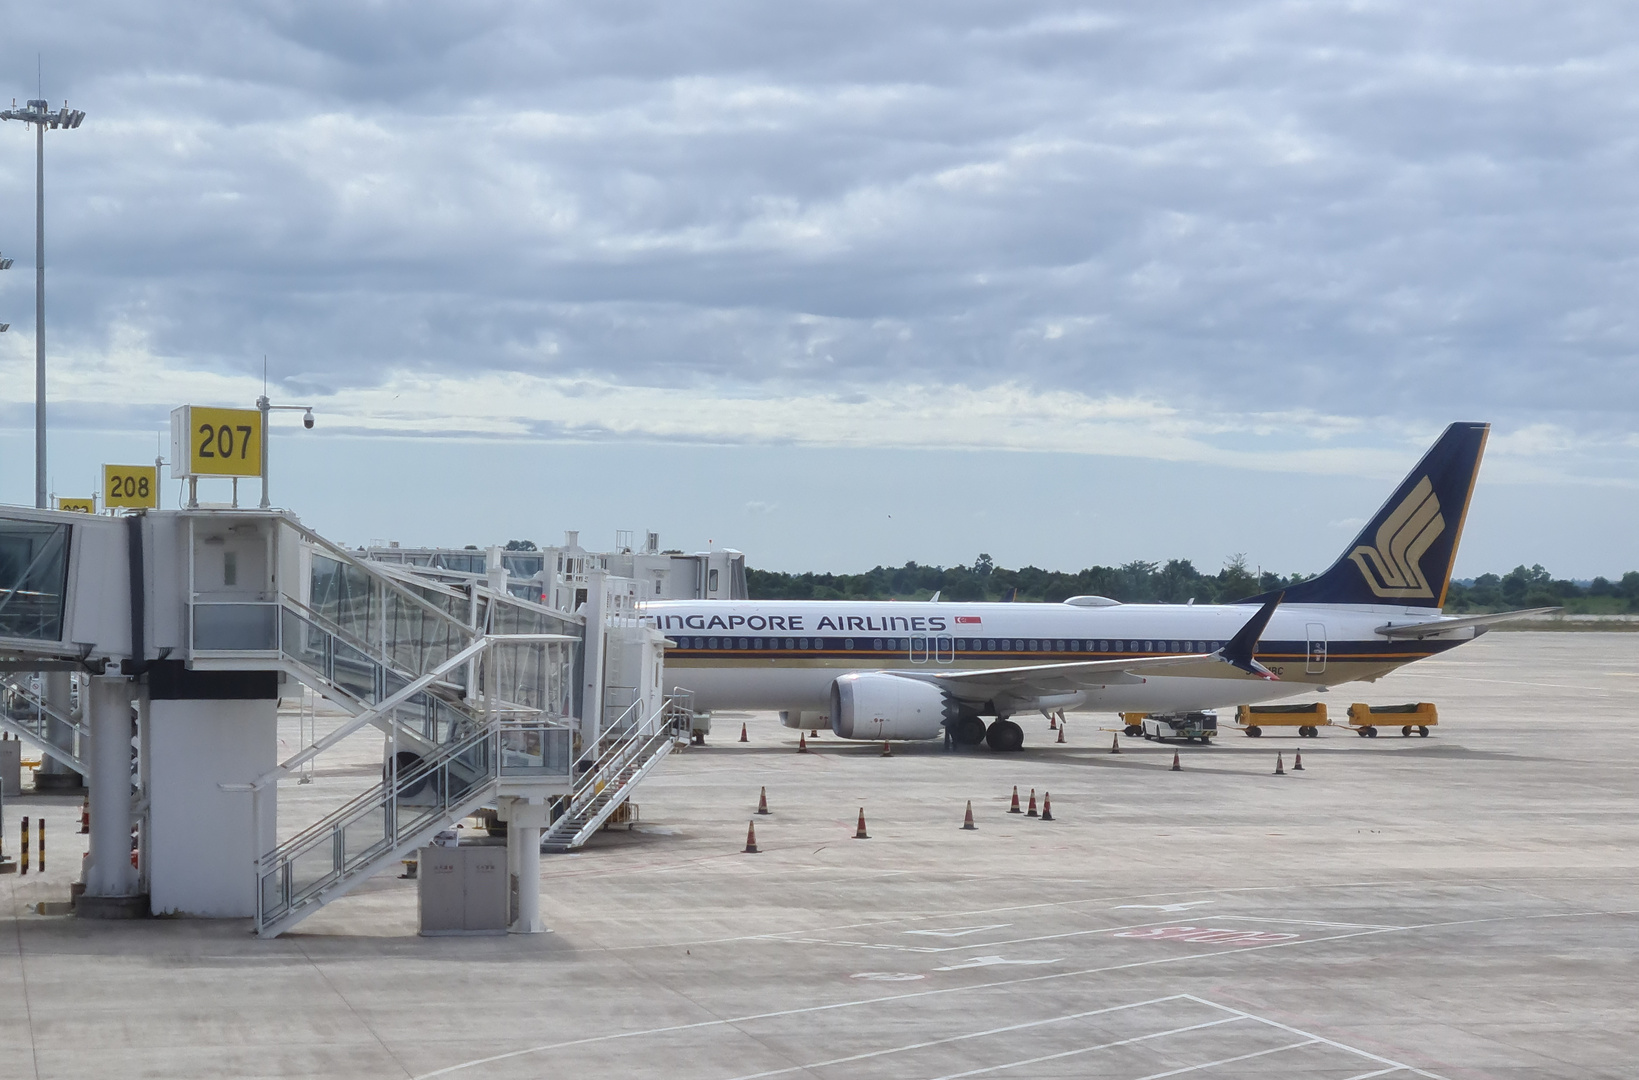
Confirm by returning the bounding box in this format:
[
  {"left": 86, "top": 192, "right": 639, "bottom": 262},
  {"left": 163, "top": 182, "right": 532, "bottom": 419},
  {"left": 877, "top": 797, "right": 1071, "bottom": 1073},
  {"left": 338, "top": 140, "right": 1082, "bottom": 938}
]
[
  {"left": 80, "top": 674, "right": 143, "bottom": 917},
  {"left": 501, "top": 796, "right": 548, "bottom": 934}
]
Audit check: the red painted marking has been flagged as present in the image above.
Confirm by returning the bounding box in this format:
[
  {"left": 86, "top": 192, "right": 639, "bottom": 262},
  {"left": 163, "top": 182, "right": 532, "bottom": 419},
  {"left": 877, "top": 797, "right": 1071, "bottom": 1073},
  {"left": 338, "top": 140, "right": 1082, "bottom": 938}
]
[{"left": 1114, "top": 925, "right": 1300, "bottom": 946}]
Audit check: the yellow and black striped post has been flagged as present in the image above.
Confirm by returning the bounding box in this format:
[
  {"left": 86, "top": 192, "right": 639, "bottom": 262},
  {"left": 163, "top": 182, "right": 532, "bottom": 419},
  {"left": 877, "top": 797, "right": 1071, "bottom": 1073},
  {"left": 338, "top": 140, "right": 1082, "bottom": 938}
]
[
  {"left": 19, "top": 816, "right": 28, "bottom": 875},
  {"left": 36, "top": 818, "right": 43, "bottom": 873}
]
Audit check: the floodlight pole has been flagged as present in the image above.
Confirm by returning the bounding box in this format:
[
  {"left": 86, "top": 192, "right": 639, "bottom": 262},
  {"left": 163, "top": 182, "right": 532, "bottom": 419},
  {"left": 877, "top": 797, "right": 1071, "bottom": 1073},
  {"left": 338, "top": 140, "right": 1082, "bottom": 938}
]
[
  {"left": 33, "top": 116, "right": 43, "bottom": 508},
  {"left": 1, "top": 99, "right": 87, "bottom": 509}
]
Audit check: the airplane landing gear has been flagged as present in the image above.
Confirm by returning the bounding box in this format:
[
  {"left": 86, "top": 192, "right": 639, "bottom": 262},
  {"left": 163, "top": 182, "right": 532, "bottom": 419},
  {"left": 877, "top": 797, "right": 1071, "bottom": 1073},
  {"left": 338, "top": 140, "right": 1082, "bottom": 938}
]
[
  {"left": 985, "top": 719, "right": 1024, "bottom": 752},
  {"left": 953, "top": 715, "right": 988, "bottom": 746}
]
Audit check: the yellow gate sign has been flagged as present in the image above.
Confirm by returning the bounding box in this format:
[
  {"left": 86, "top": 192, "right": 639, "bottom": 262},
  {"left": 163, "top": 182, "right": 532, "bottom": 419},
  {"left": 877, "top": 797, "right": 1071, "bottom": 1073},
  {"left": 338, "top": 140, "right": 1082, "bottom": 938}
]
[
  {"left": 57, "top": 498, "right": 96, "bottom": 514},
  {"left": 170, "top": 406, "right": 263, "bottom": 478},
  {"left": 103, "top": 464, "right": 159, "bottom": 509}
]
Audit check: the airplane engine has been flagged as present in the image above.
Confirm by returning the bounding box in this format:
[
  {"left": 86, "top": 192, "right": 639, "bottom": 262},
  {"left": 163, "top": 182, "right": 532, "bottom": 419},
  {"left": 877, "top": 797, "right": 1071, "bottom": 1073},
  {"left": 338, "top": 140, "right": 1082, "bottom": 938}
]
[{"left": 829, "top": 673, "right": 957, "bottom": 741}]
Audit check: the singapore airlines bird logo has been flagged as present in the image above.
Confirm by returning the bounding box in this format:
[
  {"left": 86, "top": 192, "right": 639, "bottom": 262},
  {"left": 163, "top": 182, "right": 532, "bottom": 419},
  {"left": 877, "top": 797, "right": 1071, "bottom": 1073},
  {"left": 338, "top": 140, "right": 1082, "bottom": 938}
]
[{"left": 1348, "top": 476, "right": 1444, "bottom": 599}]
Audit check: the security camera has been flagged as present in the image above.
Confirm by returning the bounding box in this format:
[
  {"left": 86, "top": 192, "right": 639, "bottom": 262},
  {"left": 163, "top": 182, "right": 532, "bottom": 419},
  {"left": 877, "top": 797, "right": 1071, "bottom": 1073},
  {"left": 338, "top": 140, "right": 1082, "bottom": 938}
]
[{"left": 303, "top": 409, "right": 315, "bottom": 430}]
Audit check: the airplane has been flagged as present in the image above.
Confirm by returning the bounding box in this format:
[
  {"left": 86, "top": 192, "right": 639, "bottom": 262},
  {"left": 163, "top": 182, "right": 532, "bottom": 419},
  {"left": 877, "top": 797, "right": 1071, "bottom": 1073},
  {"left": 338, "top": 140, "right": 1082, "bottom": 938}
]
[{"left": 641, "top": 422, "right": 1550, "bottom": 750}]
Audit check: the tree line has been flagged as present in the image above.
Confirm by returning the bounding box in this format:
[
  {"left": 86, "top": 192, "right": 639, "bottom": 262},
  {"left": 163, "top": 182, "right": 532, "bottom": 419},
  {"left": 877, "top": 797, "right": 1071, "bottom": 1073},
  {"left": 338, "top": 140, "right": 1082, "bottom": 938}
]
[{"left": 747, "top": 555, "right": 1639, "bottom": 614}]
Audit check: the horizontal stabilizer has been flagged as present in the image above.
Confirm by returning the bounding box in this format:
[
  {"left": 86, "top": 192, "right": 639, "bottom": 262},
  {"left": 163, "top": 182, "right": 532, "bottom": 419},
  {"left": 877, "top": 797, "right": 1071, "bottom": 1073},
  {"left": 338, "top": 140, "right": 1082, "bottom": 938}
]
[{"left": 1375, "top": 607, "right": 1561, "bottom": 638}]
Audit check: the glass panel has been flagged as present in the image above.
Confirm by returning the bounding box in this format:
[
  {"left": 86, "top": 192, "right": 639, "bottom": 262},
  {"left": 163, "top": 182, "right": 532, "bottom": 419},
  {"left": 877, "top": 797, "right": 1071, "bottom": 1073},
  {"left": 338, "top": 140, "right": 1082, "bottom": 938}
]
[
  {"left": 331, "top": 639, "right": 379, "bottom": 702},
  {"left": 259, "top": 868, "right": 286, "bottom": 921},
  {"left": 193, "top": 603, "right": 277, "bottom": 651},
  {"left": 341, "top": 804, "right": 390, "bottom": 868},
  {"left": 288, "top": 836, "right": 339, "bottom": 903},
  {"left": 0, "top": 519, "right": 70, "bottom": 641}
]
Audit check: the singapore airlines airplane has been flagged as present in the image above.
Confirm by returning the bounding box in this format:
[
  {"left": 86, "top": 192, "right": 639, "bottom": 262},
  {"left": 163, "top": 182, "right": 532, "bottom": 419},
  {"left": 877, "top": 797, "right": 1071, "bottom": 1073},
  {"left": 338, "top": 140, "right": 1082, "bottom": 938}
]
[{"left": 642, "top": 423, "right": 1548, "bottom": 750}]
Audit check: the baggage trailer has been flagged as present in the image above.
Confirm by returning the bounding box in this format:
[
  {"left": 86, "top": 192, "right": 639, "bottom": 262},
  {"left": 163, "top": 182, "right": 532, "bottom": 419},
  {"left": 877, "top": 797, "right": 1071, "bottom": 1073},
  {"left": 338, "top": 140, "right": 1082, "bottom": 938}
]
[
  {"left": 1234, "top": 702, "right": 1328, "bottom": 738},
  {"left": 1132, "top": 711, "right": 1218, "bottom": 744},
  {"left": 1347, "top": 702, "right": 1436, "bottom": 738}
]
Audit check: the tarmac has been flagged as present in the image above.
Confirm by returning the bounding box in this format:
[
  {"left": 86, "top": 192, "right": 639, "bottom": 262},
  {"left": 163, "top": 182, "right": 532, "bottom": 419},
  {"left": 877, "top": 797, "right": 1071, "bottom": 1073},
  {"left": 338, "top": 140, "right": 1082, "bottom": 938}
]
[{"left": 0, "top": 629, "right": 1635, "bottom": 1078}]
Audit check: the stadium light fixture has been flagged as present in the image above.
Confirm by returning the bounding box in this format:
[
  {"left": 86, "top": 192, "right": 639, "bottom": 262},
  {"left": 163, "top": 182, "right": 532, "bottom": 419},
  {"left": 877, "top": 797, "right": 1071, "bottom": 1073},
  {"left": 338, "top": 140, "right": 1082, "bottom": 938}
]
[{"left": 1, "top": 99, "right": 87, "bottom": 509}]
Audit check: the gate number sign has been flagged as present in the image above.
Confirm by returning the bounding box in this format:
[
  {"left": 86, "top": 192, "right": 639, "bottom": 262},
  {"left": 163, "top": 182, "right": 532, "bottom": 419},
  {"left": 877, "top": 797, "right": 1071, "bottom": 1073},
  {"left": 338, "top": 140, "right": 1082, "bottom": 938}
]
[
  {"left": 103, "top": 464, "right": 159, "bottom": 509},
  {"left": 169, "top": 406, "right": 263, "bottom": 478}
]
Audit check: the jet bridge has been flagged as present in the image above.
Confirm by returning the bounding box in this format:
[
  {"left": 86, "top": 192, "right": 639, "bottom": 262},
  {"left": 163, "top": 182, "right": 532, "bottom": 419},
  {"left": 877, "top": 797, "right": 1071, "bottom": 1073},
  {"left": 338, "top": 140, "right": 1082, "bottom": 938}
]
[{"left": 0, "top": 503, "right": 678, "bottom": 935}]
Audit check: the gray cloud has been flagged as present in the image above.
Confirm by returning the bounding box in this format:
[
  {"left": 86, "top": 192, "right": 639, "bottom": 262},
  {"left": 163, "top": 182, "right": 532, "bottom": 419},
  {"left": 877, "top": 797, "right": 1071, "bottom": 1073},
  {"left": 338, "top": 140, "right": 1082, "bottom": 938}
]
[{"left": 0, "top": 0, "right": 1636, "bottom": 450}]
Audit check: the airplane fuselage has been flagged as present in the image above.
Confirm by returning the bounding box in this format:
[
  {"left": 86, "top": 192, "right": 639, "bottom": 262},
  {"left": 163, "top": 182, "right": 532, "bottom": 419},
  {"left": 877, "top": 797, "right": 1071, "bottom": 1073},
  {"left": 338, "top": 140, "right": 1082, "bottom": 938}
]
[{"left": 643, "top": 599, "right": 1473, "bottom": 719}]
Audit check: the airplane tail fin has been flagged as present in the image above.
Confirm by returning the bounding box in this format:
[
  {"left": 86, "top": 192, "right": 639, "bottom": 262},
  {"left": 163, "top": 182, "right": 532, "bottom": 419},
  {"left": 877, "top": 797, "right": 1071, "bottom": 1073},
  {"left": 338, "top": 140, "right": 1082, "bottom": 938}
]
[{"left": 1241, "top": 422, "right": 1489, "bottom": 610}]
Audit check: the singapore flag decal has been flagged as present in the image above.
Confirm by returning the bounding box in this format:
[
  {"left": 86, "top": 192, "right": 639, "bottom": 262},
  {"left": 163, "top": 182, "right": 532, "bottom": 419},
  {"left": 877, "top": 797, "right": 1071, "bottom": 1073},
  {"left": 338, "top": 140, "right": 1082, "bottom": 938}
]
[{"left": 954, "top": 616, "right": 982, "bottom": 625}]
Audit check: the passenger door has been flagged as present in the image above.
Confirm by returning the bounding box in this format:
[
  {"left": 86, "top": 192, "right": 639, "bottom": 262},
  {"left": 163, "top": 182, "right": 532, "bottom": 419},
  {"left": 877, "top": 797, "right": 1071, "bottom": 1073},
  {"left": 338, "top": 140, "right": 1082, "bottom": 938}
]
[{"left": 1306, "top": 623, "right": 1327, "bottom": 674}]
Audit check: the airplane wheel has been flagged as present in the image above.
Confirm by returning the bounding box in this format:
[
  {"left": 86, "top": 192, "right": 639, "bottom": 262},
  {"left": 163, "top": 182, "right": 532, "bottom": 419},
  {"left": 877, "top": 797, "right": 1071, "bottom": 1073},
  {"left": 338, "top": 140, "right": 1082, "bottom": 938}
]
[
  {"left": 1365, "top": 726, "right": 1378, "bottom": 738},
  {"left": 985, "top": 719, "right": 1024, "bottom": 752},
  {"left": 1246, "top": 726, "right": 1262, "bottom": 738},
  {"left": 1418, "top": 726, "right": 1430, "bottom": 737},
  {"left": 1402, "top": 725, "right": 1412, "bottom": 737},
  {"left": 1124, "top": 724, "right": 1142, "bottom": 737},
  {"left": 953, "top": 716, "right": 987, "bottom": 746}
]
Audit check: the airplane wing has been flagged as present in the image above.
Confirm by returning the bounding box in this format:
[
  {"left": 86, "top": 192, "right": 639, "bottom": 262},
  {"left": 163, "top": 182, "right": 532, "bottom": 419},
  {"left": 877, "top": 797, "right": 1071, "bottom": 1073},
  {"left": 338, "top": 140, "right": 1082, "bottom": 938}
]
[
  {"left": 896, "top": 594, "right": 1284, "bottom": 707},
  {"left": 1375, "top": 607, "right": 1560, "bottom": 639}
]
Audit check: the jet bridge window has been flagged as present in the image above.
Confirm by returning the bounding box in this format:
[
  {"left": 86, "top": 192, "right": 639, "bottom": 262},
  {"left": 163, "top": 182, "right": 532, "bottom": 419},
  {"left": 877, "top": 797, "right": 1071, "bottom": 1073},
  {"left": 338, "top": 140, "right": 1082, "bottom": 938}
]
[{"left": 0, "top": 518, "right": 70, "bottom": 642}]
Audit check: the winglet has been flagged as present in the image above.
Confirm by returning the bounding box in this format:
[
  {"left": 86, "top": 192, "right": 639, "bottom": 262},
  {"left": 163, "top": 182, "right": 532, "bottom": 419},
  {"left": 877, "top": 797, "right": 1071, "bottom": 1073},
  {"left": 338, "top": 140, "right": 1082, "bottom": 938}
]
[{"left": 1220, "top": 592, "right": 1283, "bottom": 679}]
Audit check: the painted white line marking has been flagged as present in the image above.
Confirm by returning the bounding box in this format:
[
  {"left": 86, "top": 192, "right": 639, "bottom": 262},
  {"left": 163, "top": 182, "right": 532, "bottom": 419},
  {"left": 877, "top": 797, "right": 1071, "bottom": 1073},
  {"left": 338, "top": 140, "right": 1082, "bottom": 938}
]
[
  {"left": 413, "top": 926, "right": 1403, "bottom": 1078},
  {"left": 1120, "top": 1039, "right": 1320, "bottom": 1080},
  {"left": 1113, "top": 901, "right": 1215, "bottom": 912},
  {"left": 932, "top": 954, "right": 1063, "bottom": 971},
  {"left": 1184, "top": 995, "right": 1452, "bottom": 1080},
  {"left": 925, "top": 1031, "right": 1306, "bottom": 1080},
  {"left": 1338, "top": 1069, "right": 1406, "bottom": 1079},
  {"left": 1115, "top": 926, "right": 1300, "bottom": 945},
  {"left": 850, "top": 972, "right": 924, "bottom": 981},
  {"left": 714, "top": 995, "right": 1209, "bottom": 1080},
  {"left": 904, "top": 923, "right": 1012, "bottom": 937}
]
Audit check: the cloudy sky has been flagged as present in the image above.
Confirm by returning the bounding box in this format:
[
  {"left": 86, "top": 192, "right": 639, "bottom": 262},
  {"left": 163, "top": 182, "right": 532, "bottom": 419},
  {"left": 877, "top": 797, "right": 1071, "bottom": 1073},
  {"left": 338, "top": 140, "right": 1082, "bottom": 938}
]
[{"left": 0, "top": 2, "right": 1634, "bottom": 577}]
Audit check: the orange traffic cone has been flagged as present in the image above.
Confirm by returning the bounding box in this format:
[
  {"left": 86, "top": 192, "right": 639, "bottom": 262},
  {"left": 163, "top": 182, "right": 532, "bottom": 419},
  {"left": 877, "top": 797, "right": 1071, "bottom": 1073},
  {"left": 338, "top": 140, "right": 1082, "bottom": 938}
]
[
  {"left": 79, "top": 798, "right": 89, "bottom": 835},
  {"left": 1049, "top": 713, "right": 1057, "bottom": 730},
  {"left": 1171, "top": 751, "right": 1181, "bottom": 772},
  {"left": 1026, "top": 789, "right": 1039, "bottom": 817},
  {"left": 1040, "top": 792, "right": 1054, "bottom": 821},
  {"left": 1110, "top": 733, "right": 1121, "bottom": 754},
  {"left": 798, "top": 732, "right": 809, "bottom": 753},
  {"left": 1275, "top": 752, "right": 1285, "bottom": 775},
  {"left": 1293, "top": 751, "right": 1304, "bottom": 771},
  {"left": 880, "top": 740, "right": 893, "bottom": 757},
  {"left": 743, "top": 820, "right": 760, "bottom": 853},
  {"left": 961, "top": 800, "right": 977, "bottom": 830},
  {"left": 1008, "top": 786, "right": 1022, "bottom": 814},
  {"left": 756, "top": 786, "right": 770, "bottom": 815},
  {"left": 739, "top": 723, "right": 748, "bottom": 743},
  {"left": 810, "top": 729, "right": 818, "bottom": 738},
  {"left": 1056, "top": 723, "right": 1066, "bottom": 744},
  {"left": 854, "top": 808, "right": 870, "bottom": 839}
]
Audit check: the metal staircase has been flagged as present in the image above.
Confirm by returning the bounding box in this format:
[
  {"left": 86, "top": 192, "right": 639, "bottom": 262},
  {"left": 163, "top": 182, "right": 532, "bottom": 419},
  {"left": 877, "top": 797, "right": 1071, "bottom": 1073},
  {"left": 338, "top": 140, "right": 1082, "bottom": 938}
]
[
  {"left": 255, "top": 716, "right": 572, "bottom": 937},
  {"left": 0, "top": 672, "right": 88, "bottom": 772},
  {"left": 541, "top": 691, "right": 693, "bottom": 853}
]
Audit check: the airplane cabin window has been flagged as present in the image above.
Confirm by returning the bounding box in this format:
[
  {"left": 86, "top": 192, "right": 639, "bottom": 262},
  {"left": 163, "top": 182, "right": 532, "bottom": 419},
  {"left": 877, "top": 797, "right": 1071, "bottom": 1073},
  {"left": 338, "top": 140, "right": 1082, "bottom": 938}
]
[
  {"left": 873, "top": 639, "right": 883, "bottom": 650},
  {"left": 708, "top": 637, "right": 719, "bottom": 648},
  {"left": 955, "top": 638, "right": 966, "bottom": 650},
  {"left": 798, "top": 638, "right": 809, "bottom": 649},
  {"left": 845, "top": 638, "right": 854, "bottom": 650},
  {"left": 1099, "top": 640, "right": 1109, "bottom": 651},
  {"left": 1144, "top": 640, "right": 1153, "bottom": 651},
  {"left": 785, "top": 638, "right": 795, "bottom": 649}
]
